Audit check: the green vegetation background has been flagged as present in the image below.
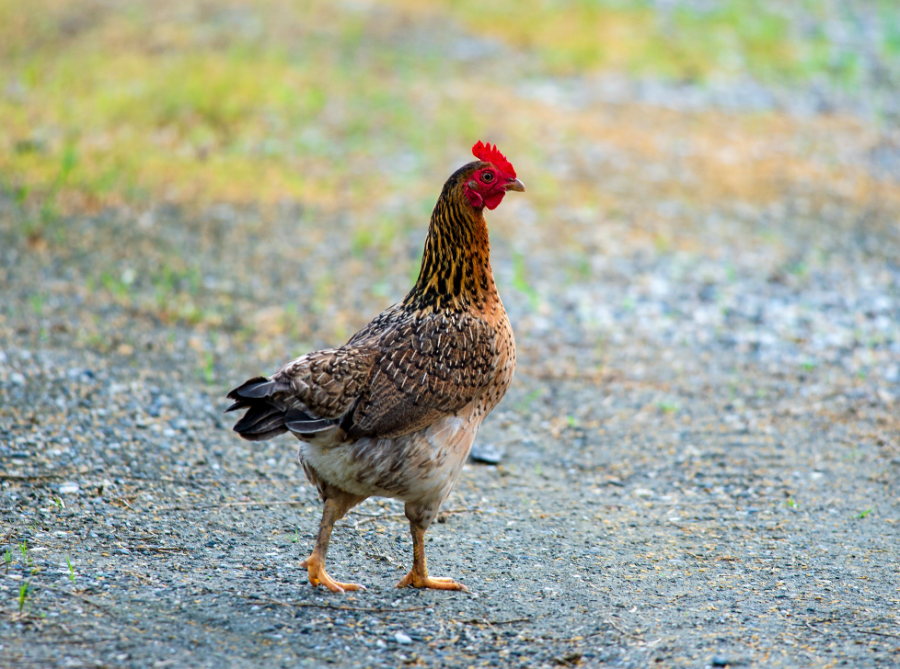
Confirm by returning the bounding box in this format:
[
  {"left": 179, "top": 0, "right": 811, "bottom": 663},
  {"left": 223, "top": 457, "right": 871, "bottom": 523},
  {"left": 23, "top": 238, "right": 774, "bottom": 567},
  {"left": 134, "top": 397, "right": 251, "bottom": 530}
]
[{"left": 2, "top": 0, "right": 897, "bottom": 213}]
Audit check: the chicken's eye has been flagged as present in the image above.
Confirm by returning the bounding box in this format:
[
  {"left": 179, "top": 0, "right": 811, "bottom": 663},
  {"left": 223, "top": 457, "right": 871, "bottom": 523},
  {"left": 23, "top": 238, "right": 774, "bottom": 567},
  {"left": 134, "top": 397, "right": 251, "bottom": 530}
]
[{"left": 481, "top": 172, "right": 494, "bottom": 183}]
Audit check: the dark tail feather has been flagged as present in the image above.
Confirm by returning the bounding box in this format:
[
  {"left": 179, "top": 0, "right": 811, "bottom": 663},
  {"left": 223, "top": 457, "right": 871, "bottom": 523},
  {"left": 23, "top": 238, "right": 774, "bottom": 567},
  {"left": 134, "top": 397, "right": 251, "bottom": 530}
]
[
  {"left": 227, "top": 376, "right": 289, "bottom": 442},
  {"left": 226, "top": 377, "right": 291, "bottom": 404},
  {"left": 284, "top": 409, "right": 336, "bottom": 435},
  {"left": 232, "top": 403, "right": 287, "bottom": 440},
  {"left": 227, "top": 376, "right": 337, "bottom": 442}
]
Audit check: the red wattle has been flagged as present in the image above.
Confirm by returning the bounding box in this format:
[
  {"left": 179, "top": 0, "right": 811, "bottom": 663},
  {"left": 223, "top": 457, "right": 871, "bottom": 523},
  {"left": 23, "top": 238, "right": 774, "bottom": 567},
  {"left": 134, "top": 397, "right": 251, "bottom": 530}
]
[{"left": 483, "top": 191, "right": 505, "bottom": 210}]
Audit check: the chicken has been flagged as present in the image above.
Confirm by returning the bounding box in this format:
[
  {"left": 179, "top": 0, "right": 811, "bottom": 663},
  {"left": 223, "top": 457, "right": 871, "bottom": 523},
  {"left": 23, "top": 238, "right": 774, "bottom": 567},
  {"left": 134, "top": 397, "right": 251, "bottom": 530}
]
[{"left": 226, "top": 141, "right": 524, "bottom": 592}]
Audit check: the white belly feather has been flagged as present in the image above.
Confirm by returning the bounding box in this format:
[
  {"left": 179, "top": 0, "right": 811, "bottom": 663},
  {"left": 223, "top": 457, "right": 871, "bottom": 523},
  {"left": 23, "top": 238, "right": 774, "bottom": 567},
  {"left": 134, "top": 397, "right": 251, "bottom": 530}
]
[{"left": 298, "top": 413, "right": 479, "bottom": 505}]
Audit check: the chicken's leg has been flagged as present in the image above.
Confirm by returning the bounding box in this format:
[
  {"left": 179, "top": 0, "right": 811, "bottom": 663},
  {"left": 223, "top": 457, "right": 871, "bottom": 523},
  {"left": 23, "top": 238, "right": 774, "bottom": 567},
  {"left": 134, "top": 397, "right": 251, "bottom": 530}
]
[
  {"left": 396, "top": 517, "right": 468, "bottom": 591},
  {"left": 301, "top": 490, "right": 366, "bottom": 593}
]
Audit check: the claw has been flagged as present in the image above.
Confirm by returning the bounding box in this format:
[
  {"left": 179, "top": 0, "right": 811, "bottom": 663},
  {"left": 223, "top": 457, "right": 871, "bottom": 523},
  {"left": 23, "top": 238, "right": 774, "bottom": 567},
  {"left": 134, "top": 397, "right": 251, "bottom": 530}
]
[
  {"left": 396, "top": 571, "right": 468, "bottom": 591},
  {"left": 302, "top": 557, "right": 365, "bottom": 594},
  {"left": 396, "top": 517, "right": 468, "bottom": 591}
]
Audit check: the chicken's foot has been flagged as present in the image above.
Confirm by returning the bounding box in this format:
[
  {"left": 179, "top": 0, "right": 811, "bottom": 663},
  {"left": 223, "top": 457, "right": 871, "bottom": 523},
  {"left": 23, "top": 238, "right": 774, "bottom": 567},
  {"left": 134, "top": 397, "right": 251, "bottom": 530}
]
[
  {"left": 396, "top": 521, "right": 468, "bottom": 591},
  {"left": 302, "top": 493, "right": 365, "bottom": 593}
]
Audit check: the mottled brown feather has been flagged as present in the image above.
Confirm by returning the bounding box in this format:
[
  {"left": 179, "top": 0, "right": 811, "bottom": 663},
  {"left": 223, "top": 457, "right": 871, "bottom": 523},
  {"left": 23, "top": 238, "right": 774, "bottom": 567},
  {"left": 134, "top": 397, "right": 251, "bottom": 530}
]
[
  {"left": 226, "top": 154, "right": 522, "bottom": 593},
  {"left": 229, "top": 159, "right": 516, "bottom": 504},
  {"left": 256, "top": 307, "right": 498, "bottom": 441}
]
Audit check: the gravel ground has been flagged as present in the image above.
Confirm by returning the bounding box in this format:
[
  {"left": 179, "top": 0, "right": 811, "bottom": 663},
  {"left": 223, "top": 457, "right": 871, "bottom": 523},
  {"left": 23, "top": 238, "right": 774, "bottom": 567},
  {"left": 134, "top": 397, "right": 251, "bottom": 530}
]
[
  {"left": 3, "top": 185, "right": 899, "bottom": 668},
  {"left": 3, "top": 9, "right": 900, "bottom": 668}
]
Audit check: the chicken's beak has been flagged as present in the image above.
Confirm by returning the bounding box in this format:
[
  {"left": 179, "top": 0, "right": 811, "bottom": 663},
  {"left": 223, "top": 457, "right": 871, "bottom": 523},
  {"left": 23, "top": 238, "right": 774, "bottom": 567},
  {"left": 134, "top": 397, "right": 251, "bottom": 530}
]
[{"left": 505, "top": 177, "right": 526, "bottom": 192}]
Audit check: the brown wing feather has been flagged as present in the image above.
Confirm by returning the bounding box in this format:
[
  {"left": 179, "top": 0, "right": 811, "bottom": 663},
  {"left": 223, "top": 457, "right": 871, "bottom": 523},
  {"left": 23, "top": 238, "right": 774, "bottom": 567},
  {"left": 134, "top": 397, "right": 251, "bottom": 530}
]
[
  {"left": 272, "top": 346, "right": 379, "bottom": 420},
  {"left": 345, "top": 312, "right": 496, "bottom": 439},
  {"left": 246, "top": 309, "right": 497, "bottom": 441}
]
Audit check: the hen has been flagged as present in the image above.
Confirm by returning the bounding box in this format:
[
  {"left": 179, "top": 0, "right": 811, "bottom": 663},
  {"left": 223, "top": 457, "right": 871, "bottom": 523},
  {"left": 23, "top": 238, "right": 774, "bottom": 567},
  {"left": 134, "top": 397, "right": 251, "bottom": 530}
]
[{"left": 226, "top": 141, "right": 523, "bottom": 592}]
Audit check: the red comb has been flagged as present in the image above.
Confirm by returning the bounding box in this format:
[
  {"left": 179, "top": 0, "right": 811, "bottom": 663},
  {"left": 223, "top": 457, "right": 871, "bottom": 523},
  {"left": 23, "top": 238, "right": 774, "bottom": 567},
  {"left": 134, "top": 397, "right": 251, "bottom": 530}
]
[{"left": 472, "top": 141, "right": 516, "bottom": 178}]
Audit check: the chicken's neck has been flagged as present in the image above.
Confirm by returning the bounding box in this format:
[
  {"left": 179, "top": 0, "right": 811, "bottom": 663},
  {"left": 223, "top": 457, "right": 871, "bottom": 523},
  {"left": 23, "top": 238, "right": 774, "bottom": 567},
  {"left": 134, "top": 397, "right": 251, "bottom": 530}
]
[{"left": 404, "top": 192, "right": 498, "bottom": 315}]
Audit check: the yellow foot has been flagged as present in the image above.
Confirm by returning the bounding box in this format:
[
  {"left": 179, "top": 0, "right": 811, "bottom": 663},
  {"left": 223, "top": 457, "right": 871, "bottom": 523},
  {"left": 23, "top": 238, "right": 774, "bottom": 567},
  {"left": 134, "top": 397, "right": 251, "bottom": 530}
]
[
  {"left": 395, "top": 572, "right": 468, "bottom": 591},
  {"left": 300, "top": 558, "right": 365, "bottom": 594}
]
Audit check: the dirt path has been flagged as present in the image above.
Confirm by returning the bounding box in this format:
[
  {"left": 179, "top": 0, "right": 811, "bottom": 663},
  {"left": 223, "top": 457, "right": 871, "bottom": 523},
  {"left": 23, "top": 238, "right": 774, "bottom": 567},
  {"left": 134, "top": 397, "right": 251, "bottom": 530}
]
[
  {"left": 2, "top": 3, "right": 900, "bottom": 666},
  {"left": 3, "top": 170, "right": 899, "bottom": 667}
]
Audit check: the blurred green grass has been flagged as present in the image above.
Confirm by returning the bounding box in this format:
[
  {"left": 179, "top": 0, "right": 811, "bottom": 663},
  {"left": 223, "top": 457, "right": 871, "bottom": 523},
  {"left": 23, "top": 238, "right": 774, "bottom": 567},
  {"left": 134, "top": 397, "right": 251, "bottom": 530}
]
[
  {"left": 1, "top": 0, "right": 897, "bottom": 371},
  {"left": 409, "top": 0, "right": 797, "bottom": 79},
  {"left": 452, "top": 0, "right": 900, "bottom": 81},
  {"left": 0, "top": 0, "right": 483, "bottom": 214},
  {"left": 0, "top": 0, "right": 896, "bottom": 221}
]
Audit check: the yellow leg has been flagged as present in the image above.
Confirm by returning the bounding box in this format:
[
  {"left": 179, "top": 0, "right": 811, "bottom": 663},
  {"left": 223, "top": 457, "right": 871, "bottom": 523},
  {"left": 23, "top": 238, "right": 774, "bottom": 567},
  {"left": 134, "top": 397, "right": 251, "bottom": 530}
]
[
  {"left": 395, "top": 522, "right": 467, "bottom": 591},
  {"left": 301, "top": 494, "right": 365, "bottom": 594}
]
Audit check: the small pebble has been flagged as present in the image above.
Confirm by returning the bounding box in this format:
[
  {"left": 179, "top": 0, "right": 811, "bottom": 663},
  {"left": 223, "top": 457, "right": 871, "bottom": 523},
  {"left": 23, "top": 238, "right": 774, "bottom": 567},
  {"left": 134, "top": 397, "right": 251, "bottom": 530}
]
[{"left": 469, "top": 442, "right": 504, "bottom": 465}]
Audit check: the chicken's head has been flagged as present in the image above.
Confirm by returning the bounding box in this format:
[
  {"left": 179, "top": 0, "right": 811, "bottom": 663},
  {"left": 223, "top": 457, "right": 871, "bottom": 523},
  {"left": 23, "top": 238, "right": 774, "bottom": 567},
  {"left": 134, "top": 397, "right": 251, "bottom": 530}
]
[{"left": 464, "top": 141, "right": 525, "bottom": 211}]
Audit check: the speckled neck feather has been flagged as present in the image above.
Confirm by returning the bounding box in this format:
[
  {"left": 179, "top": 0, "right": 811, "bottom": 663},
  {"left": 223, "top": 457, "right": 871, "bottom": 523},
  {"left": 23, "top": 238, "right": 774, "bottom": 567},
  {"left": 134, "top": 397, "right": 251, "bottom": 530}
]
[{"left": 404, "top": 161, "right": 497, "bottom": 314}]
